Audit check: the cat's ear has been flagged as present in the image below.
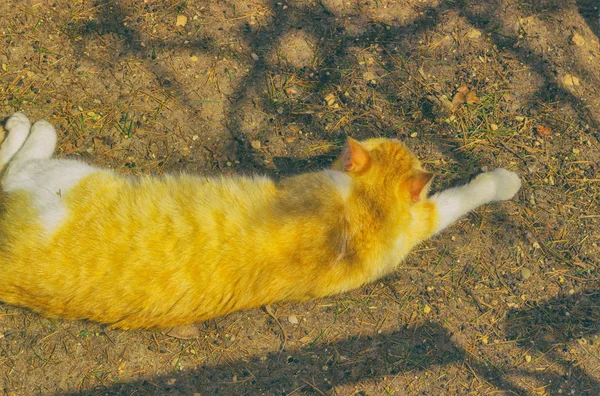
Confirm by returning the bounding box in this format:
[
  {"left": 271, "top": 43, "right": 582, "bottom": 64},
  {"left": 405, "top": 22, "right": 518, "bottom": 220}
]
[
  {"left": 342, "top": 138, "right": 370, "bottom": 172},
  {"left": 409, "top": 170, "right": 434, "bottom": 203}
]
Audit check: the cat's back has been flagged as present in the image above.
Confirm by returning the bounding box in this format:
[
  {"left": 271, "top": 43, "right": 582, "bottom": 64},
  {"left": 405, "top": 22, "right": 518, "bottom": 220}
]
[
  {"left": 50, "top": 170, "right": 279, "bottom": 255},
  {"left": 65, "top": 171, "right": 276, "bottom": 219},
  {"left": 0, "top": 170, "right": 280, "bottom": 327}
]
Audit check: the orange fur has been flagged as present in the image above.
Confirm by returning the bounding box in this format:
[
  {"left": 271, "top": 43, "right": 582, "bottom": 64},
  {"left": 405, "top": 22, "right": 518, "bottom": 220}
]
[{"left": 0, "top": 138, "right": 438, "bottom": 329}]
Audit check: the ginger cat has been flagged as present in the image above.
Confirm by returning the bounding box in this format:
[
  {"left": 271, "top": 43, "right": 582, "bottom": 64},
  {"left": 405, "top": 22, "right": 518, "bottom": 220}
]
[{"left": 0, "top": 113, "right": 521, "bottom": 330}]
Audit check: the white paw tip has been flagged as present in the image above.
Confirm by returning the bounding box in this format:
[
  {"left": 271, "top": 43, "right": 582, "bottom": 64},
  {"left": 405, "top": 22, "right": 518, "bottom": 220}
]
[
  {"left": 31, "top": 119, "right": 55, "bottom": 131},
  {"left": 489, "top": 168, "right": 521, "bottom": 201},
  {"left": 5, "top": 113, "right": 31, "bottom": 130}
]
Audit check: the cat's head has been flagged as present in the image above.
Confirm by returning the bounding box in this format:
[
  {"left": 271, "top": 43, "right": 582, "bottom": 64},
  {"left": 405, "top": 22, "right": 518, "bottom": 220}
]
[{"left": 332, "top": 138, "right": 433, "bottom": 203}]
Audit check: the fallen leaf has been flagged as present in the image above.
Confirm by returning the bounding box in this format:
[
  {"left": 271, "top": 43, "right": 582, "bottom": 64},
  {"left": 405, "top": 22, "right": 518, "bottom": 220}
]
[
  {"left": 562, "top": 73, "right": 580, "bottom": 87},
  {"left": 324, "top": 92, "right": 336, "bottom": 107},
  {"left": 465, "top": 90, "right": 480, "bottom": 104},
  {"left": 176, "top": 15, "right": 187, "bottom": 27},
  {"left": 466, "top": 28, "right": 482, "bottom": 40},
  {"left": 451, "top": 92, "right": 466, "bottom": 108},
  {"left": 535, "top": 125, "right": 551, "bottom": 136},
  {"left": 571, "top": 32, "right": 585, "bottom": 47},
  {"left": 284, "top": 86, "right": 299, "bottom": 96},
  {"left": 457, "top": 84, "right": 470, "bottom": 94},
  {"left": 451, "top": 84, "right": 479, "bottom": 109}
]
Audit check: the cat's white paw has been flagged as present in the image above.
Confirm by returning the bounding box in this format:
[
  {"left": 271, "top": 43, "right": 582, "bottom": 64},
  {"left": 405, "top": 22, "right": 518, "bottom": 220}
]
[
  {"left": 26, "top": 119, "right": 58, "bottom": 158},
  {"left": 489, "top": 168, "right": 521, "bottom": 201},
  {"left": 474, "top": 168, "right": 521, "bottom": 202},
  {"left": 5, "top": 113, "right": 31, "bottom": 132},
  {"left": 31, "top": 120, "right": 56, "bottom": 141},
  {"left": 31, "top": 119, "right": 54, "bottom": 131}
]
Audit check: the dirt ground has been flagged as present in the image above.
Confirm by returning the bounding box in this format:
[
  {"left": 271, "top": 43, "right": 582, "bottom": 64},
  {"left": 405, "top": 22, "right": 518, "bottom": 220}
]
[{"left": 0, "top": 0, "right": 599, "bottom": 394}]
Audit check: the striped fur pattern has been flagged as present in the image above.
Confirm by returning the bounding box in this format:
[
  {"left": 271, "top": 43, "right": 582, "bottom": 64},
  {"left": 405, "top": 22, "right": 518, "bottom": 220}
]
[{"left": 0, "top": 113, "right": 521, "bottom": 329}]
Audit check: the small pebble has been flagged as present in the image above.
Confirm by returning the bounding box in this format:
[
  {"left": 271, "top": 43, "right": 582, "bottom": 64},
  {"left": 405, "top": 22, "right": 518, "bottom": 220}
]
[
  {"left": 288, "top": 315, "right": 298, "bottom": 324},
  {"left": 521, "top": 268, "right": 531, "bottom": 280}
]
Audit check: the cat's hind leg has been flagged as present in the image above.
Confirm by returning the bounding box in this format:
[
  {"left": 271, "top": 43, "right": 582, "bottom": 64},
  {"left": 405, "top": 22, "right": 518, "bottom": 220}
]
[
  {"left": 10, "top": 118, "right": 57, "bottom": 165},
  {"left": 0, "top": 113, "right": 31, "bottom": 170},
  {"left": 2, "top": 117, "right": 58, "bottom": 186},
  {"left": 1, "top": 116, "right": 96, "bottom": 233},
  {"left": 431, "top": 168, "right": 521, "bottom": 234}
]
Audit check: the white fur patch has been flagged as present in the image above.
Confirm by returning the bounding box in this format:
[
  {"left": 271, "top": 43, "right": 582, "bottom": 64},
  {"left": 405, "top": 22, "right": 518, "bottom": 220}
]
[
  {"left": 325, "top": 169, "right": 352, "bottom": 201},
  {"left": 3, "top": 158, "right": 98, "bottom": 232},
  {"left": 11, "top": 119, "right": 58, "bottom": 164},
  {"left": 1, "top": 113, "right": 99, "bottom": 233}
]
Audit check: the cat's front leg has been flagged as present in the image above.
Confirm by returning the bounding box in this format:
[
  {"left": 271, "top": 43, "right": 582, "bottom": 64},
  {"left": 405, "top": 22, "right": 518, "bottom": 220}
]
[{"left": 430, "top": 168, "right": 521, "bottom": 233}]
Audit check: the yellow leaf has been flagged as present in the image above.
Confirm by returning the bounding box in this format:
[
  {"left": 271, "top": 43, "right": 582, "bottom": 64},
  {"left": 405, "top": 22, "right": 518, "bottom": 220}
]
[
  {"left": 451, "top": 92, "right": 466, "bottom": 109},
  {"left": 176, "top": 15, "right": 187, "bottom": 27},
  {"left": 465, "top": 91, "right": 480, "bottom": 104}
]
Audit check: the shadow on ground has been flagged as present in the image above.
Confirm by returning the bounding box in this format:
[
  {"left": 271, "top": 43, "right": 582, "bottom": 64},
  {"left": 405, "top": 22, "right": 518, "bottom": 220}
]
[
  {"left": 65, "top": 322, "right": 515, "bottom": 395},
  {"left": 67, "top": 289, "right": 600, "bottom": 395},
  {"left": 1, "top": 0, "right": 599, "bottom": 394}
]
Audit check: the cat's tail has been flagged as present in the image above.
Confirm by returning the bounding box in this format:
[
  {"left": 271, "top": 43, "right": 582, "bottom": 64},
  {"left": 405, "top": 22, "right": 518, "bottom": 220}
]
[{"left": 0, "top": 113, "right": 31, "bottom": 172}]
